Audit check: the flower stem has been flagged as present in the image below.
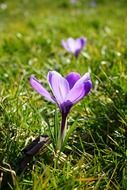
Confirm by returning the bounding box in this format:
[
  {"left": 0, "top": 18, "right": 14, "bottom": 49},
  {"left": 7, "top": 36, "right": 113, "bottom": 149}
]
[
  {"left": 61, "top": 113, "right": 67, "bottom": 141},
  {"left": 56, "top": 113, "right": 67, "bottom": 151}
]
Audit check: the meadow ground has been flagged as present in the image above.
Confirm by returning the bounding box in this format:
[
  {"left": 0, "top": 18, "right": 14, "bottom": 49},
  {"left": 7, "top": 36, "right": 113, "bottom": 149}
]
[{"left": 0, "top": 0, "right": 127, "bottom": 189}]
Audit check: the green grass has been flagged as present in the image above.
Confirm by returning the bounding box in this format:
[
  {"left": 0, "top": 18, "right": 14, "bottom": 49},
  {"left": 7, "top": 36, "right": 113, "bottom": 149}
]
[{"left": 0, "top": 0, "right": 127, "bottom": 189}]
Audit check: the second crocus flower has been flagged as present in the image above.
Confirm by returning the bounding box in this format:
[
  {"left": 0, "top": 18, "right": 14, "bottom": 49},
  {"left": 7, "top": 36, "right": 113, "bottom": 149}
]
[{"left": 61, "top": 37, "right": 86, "bottom": 57}]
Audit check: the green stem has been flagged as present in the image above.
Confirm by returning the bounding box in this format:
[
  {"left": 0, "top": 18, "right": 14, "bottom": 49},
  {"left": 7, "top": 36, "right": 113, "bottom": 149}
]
[
  {"left": 56, "top": 113, "right": 67, "bottom": 151},
  {"left": 61, "top": 113, "right": 67, "bottom": 141}
]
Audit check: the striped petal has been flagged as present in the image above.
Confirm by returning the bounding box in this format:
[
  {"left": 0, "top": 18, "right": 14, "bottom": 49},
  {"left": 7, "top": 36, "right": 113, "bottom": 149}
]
[
  {"left": 66, "top": 72, "right": 80, "bottom": 89},
  {"left": 65, "top": 72, "right": 92, "bottom": 104},
  {"left": 47, "top": 71, "right": 70, "bottom": 105},
  {"left": 30, "top": 76, "right": 56, "bottom": 103}
]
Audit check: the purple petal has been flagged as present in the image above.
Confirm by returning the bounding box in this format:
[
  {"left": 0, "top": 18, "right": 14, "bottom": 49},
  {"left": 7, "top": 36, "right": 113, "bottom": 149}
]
[
  {"left": 47, "top": 71, "right": 70, "bottom": 105},
  {"left": 66, "top": 72, "right": 92, "bottom": 104},
  {"left": 62, "top": 38, "right": 76, "bottom": 53},
  {"left": 66, "top": 72, "right": 80, "bottom": 89},
  {"left": 76, "top": 37, "right": 86, "bottom": 49},
  {"left": 30, "top": 76, "right": 56, "bottom": 103},
  {"left": 74, "top": 72, "right": 91, "bottom": 86},
  {"left": 65, "top": 84, "right": 85, "bottom": 104},
  {"left": 75, "top": 37, "right": 87, "bottom": 56},
  {"left": 73, "top": 72, "right": 92, "bottom": 96},
  {"left": 67, "top": 38, "right": 76, "bottom": 53},
  {"left": 61, "top": 40, "right": 71, "bottom": 52}
]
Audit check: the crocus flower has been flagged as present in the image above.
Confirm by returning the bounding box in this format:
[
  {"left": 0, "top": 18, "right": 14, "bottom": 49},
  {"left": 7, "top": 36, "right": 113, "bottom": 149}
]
[
  {"left": 61, "top": 37, "right": 86, "bottom": 57},
  {"left": 30, "top": 71, "right": 92, "bottom": 141}
]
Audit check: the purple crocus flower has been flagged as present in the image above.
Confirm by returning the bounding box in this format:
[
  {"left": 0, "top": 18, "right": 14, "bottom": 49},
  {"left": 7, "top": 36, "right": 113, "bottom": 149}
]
[
  {"left": 30, "top": 71, "right": 92, "bottom": 139},
  {"left": 61, "top": 37, "right": 86, "bottom": 57}
]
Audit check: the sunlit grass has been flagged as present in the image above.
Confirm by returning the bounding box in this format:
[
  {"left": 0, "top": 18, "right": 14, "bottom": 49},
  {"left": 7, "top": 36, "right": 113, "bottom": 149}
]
[{"left": 0, "top": 0, "right": 127, "bottom": 189}]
